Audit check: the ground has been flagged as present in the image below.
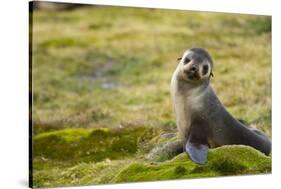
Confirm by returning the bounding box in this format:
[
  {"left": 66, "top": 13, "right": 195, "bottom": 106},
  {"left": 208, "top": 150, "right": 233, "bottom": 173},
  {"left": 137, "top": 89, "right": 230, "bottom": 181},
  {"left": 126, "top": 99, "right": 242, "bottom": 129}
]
[{"left": 31, "top": 4, "right": 271, "bottom": 188}]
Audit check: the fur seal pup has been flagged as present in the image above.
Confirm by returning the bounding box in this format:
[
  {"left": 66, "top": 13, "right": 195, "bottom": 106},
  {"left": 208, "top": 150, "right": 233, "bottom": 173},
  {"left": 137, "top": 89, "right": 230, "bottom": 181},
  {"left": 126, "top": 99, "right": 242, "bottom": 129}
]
[{"left": 170, "top": 48, "right": 271, "bottom": 164}]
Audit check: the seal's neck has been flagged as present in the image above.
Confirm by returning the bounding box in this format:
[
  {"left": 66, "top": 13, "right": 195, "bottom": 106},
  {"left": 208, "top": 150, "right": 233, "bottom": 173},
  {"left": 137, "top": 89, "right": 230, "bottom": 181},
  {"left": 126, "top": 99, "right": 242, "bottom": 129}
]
[{"left": 176, "top": 79, "right": 210, "bottom": 96}]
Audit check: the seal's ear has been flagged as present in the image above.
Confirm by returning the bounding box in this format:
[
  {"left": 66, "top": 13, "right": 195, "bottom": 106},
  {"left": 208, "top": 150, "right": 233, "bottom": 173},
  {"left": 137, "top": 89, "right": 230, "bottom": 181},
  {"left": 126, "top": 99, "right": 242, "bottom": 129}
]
[{"left": 177, "top": 57, "right": 182, "bottom": 61}]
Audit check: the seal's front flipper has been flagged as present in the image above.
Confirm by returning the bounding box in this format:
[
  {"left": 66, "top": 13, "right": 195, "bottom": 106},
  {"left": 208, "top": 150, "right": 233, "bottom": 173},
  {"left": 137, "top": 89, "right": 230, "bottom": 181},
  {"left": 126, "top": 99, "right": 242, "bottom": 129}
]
[
  {"left": 185, "top": 140, "right": 208, "bottom": 164},
  {"left": 184, "top": 118, "right": 210, "bottom": 164}
]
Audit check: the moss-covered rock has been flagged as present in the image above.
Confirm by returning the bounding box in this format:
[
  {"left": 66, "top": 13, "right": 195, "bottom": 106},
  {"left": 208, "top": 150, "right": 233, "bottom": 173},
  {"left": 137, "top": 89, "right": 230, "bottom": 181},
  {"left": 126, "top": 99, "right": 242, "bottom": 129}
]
[
  {"left": 145, "top": 133, "right": 183, "bottom": 162},
  {"left": 112, "top": 145, "right": 271, "bottom": 183}
]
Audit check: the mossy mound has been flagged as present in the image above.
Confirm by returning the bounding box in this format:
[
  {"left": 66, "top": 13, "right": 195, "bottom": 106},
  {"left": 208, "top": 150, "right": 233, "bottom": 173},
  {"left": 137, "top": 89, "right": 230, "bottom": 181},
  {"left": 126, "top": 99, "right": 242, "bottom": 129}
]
[
  {"left": 33, "top": 130, "right": 272, "bottom": 188},
  {"left": 112, "top": 145, "right": 271, "bottom": 183},
  {"left": 34, "top": 126, "right": 159, "bottom": 163}
]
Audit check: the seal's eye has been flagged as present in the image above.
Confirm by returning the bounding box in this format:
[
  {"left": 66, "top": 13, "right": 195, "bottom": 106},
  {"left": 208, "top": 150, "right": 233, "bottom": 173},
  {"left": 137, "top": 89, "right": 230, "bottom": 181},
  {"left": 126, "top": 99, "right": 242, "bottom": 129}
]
[
  {"left": 202, "top": 65, "right": 209, "bottom": 75},
  {"left": 183, "top": 57, "right": 191, "bottom": 65}
]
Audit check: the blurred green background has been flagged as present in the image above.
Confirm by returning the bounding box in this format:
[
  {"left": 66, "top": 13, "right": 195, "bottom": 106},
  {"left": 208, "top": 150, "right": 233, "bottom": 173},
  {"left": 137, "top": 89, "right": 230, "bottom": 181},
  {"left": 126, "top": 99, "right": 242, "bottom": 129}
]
[{"left": 31, "top": 2, "right": 271, "bottom": 187}]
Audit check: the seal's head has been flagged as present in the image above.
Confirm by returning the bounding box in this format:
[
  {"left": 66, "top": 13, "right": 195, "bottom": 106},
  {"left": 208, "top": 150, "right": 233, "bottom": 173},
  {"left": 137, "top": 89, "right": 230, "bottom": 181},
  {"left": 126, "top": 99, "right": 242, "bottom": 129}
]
[{"left": 176, "top": 48, "right": 213, "bottom": 84}]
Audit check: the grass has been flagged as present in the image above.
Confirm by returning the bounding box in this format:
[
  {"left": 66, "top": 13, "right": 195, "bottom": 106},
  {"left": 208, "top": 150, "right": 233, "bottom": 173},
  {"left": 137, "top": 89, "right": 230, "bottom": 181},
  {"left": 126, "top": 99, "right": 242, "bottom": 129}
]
[{"left": 31, "top": 4, "right": 271, "bottom": 188}]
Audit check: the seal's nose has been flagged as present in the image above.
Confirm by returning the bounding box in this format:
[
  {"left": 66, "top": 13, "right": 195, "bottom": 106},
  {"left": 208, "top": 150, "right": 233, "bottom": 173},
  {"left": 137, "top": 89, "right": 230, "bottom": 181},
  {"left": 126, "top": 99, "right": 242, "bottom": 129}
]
[{"left": 190, "top": 65, "right": 198, "bottom": 73}]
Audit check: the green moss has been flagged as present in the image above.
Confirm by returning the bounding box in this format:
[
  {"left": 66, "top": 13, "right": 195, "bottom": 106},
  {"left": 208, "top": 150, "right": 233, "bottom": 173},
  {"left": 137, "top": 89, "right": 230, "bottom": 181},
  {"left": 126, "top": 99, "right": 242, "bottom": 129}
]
[
  {"left": 33, "top": 158, "right": 131, "bottom": 188},
  {"left": 35, "top": 128, "right": 90, "bottom": 142},
  {"left": 174, "top": 166, "right": 187, "bottom": 175},
  {"left": 112, "top": 145, "right": 271, "bottom": 183},
  {"left": 33, "top": 129, "right": 271, "bottom": 188},
  {"left": 34, "top": 126, "right": 159, "bottom": 163}
]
